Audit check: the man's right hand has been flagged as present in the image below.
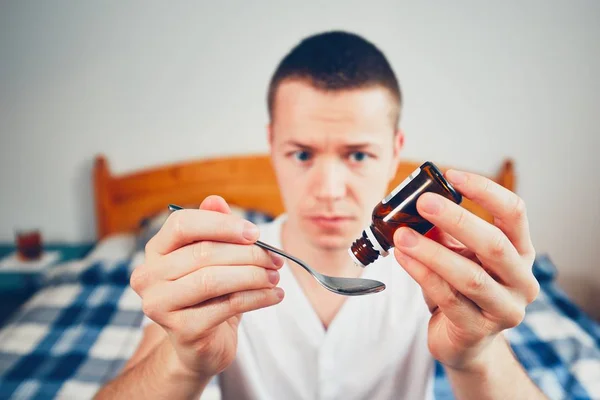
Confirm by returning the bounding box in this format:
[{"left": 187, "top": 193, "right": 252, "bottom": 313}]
[{"left": 130, "top": 195, "right": 285, "bottom": 380}]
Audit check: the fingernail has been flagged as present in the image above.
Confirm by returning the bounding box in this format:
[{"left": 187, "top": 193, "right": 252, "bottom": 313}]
[
  {"left": 242, "top": 221, "right": 259, "bottom": 241},
  {"left": 274, "top": 287, "right": 285, "bottom": 300},
  {"left": 397, "top": 228, "right": 418, "bottom": 248},
  {"left": 420, "top": 193, "right": 442, "bottom": 215},
  {"left": 270, "top": 253, "right": 284, "bottom": 267},
  {"left": 446, "top": 169, "right": 467, "bottom": 185},
  {"left": 267, "top": 270, "right": 280, "bottom": 285}
]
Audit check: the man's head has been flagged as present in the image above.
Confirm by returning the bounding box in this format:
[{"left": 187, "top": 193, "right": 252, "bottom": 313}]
[
  {"left": 267, "top": 31, "right": 405, "bottom": 251},
  {"left": 267, "top": 30, "right": 402, "bottom": 128}
]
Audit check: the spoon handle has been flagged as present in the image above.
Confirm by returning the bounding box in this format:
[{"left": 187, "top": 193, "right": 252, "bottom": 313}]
[{"left": 254, "top": 240, "right": 312, "bottom": 275}]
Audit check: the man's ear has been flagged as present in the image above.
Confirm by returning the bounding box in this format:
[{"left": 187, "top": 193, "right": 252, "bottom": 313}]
[{"left": 389, "top": 128, "right": 405, "bottom": 179}]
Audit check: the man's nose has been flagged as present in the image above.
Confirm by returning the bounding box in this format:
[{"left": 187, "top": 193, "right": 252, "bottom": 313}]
[{"left": 312, "top": 159, "right": 346, "bottom": 201}]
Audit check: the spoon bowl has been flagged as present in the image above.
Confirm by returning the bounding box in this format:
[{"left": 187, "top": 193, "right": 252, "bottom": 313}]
[{"left": 168, "top": 204, "right": 386, "bottom": 296}]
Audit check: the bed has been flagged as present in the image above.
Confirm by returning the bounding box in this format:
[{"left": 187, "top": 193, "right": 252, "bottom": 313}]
[{"left": 0, "top": 154, "right": 598, "bottom": 399}]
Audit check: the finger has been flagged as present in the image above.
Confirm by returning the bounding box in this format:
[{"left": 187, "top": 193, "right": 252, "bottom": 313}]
[
  {"left": 146, "top": 209, "right": 260, "bottom": 255},
  {"left": 394, "top": 227, "right": 525, "bottom": 327},
  {"left": 416, "top": 193, "right": 528, "bottom": 289},
  {"left": 173, "top": 288, "right": 284, "bottom": 337},
  {"left": 418, "top": 224, "right": 538, "bottom": 305},
  {"left": 425, "top": 228, "right": 487, "bottom": 273},
  {"left": 394, "top": 249, "right": 484, "bottom": 327},
  {"left": 445, "top": 170, "right": 535, "bottom": 257},
  {"left": 425, "top": 227, "right": 467, "bottom": 252},
  {"left": 199, "top": 195, "right": 232, "bottom": 214},
  {"left": 156, "top": 241, "right": 284, "bottom": 281},
  {"left": 145, "top": 265, "right": 281, "bottom": 313}
]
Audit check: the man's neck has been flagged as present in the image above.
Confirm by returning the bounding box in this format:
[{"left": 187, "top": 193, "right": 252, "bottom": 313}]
[{"left": 280, "top": 216, "right": 365, "bottom": 330}]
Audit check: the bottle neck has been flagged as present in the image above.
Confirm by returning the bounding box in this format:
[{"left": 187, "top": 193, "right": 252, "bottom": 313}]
[
  {"left": 364, "top": 225, "right": 389, "bottom": 257},
  {"left": 348, "top": 230, "right": 381, "bottom": 267}
]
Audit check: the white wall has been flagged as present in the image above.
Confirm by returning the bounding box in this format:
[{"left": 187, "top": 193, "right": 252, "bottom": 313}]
[{"left": 1, "top": 1, "right": 599, "bottom": 319}]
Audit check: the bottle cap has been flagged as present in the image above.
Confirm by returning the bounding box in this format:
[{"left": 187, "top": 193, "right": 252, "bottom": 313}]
[{"left": 365, "top": 225, "right": 389, "bottom": 257}]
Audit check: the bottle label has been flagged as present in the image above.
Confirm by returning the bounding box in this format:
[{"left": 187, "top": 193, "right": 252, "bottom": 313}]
[{"left": 382, "top": 167, "right": 421, "bottom": 204}]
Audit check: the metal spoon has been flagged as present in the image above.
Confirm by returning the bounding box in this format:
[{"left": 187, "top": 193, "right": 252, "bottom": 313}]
[{"left": 168, "top": 204, "right": 386, "bottom": 296}]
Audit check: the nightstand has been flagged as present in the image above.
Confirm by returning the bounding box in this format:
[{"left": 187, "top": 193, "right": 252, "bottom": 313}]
[{"left": 0, "top": 243, "right": 94, "bottom": 326}]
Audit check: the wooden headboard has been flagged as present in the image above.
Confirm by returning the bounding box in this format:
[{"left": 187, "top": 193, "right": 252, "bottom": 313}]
[{"left": 93, "top": 154, "right": 515, "bottom": 240}]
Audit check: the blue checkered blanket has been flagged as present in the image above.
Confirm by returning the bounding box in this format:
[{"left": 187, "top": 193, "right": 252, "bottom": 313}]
[{"left": 0, "top": 248, "right": 598, "bottom": 399}]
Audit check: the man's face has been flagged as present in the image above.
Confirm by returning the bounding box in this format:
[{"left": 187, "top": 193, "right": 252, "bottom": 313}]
[{"left": 268, "top": 80, "right": 404, "bottom": 251}]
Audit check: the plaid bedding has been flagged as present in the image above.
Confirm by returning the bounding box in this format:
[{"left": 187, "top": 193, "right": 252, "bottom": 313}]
[{"left": 0, "top": 251, "right": 598, "bottom": 399}]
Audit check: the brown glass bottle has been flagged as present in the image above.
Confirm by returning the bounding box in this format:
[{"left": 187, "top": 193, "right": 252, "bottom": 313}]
[{"left": 348, "top": 161, "right": 462, "bottom": 267}]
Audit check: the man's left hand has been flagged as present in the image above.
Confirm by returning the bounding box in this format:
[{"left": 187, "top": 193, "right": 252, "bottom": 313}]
[{"left": 393, "top": 169, "right": 540, "bottom": 372}]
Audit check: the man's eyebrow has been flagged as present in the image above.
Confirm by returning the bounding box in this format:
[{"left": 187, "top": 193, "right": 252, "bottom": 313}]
[
  {"left": 281, "top": 140, "right": 383, "bottom": 152},
  {"left": 281, "top": 140, "right": 317, "bottom": 150},
  {"left": 342, "top": 142, "right": 382, "bottom": 152}
]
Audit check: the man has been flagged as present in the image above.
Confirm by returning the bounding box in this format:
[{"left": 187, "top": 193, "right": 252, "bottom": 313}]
[{"left": 95, "top": 31, "right": 545, "bottom": 399}]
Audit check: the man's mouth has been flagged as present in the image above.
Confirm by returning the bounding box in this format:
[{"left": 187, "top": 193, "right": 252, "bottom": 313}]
[{"left": 306, "top": 215, "right": 355, "bottom": 229}]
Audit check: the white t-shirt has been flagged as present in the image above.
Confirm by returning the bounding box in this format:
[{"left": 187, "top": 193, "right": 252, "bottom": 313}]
[{"left": 143, "top": 214, "right": 435, "bottom": 400}]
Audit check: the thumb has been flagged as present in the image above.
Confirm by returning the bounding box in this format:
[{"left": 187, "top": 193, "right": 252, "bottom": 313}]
[{"left": 199, "top": 195, "right": 232, "bottom": 214}]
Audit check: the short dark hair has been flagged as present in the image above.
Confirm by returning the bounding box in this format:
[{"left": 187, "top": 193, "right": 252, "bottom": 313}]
[{"left": 267, "top": 30, "right": 402, "bottom": 126}]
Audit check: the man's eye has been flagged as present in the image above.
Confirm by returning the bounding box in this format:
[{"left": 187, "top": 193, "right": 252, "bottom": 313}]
[
  {"left": 293, "top": 150, "right": 312, "bottom": 162},
  {"left": 348, "top": 151, "right": 369, "bottom": 162}
]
